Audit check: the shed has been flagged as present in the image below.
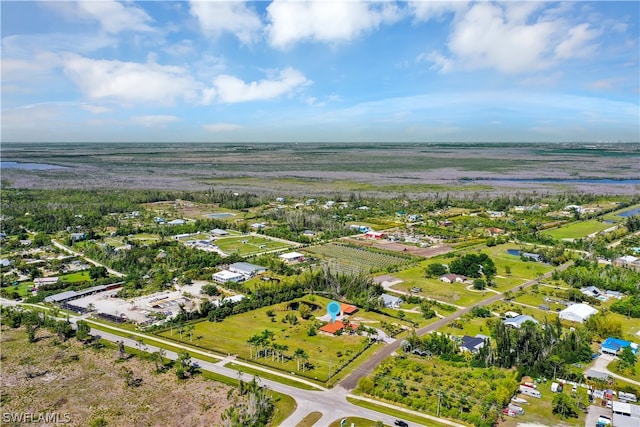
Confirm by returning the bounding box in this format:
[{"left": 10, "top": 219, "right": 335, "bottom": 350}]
[{"left": 503, "top": 315, "right": 538, "bottom": 328}]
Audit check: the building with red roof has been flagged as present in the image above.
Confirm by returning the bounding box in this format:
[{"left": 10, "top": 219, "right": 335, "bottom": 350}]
[
  {"left": 340, "top": 303, "right": 359, "bottom": 315},
  {"left": 319, "top": 320, "right": 360, "bottom": 335}
]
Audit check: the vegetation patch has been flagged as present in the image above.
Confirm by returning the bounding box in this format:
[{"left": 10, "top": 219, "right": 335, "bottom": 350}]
[{"left": 304, "top": 243, "right": 415, "bottom": 274}]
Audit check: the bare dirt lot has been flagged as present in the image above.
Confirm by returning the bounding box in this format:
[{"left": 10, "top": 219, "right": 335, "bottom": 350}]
[
  {"left": 344, "top": 238, "right": 452, "bottom": 258},
  {"left": 1, "top": 327, "right": 238, "bottom": 427}
]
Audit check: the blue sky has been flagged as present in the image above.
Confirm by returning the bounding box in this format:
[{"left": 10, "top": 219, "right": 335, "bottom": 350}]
[{"left": 2, "top": 0, "right": 639, "bottom": 143}]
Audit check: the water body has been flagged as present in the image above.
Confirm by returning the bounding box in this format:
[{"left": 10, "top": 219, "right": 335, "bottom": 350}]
[
  {"left": 207, "top": 213, "right": 235, "bottom": 219},
  {"left": 474, "top": 178, "right": 640, "bottom": 185},
  {"left": 1, "top": 161, "right": 66, "bottom": 170},
  {"left": 506, "top": 249, "right": 521, "bottom": 256},
  {"left": 618, "top": 207, "right": 640, "bottom": 217}
]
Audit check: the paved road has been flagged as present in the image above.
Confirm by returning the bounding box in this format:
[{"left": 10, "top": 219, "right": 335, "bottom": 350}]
[
  {"left": 340, "top": 261, "right": 574, "bottom": 390},
  {"left": 0, "top": 299, "right": 461, "bottom": 427},
  {"left": 590, "top": 354, "right": 640, "bottom": 387}
]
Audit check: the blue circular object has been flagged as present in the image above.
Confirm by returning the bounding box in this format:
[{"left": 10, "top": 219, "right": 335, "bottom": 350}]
[{"left": 327, "top": 301, "right": 341, "bottom": 315}]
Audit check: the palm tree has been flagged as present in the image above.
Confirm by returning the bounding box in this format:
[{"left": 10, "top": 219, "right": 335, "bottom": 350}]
[
  {"left": 294, "top": 348, "right": 305, "bottom": 371},
  {"left": 186, "top": 324, "right": 195, "bottom": 342}
]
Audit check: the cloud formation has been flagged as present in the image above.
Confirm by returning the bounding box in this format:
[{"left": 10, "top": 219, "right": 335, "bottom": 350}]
[
  {"left": 190, "top": 1, "right": 262, "bottom": 44},
  {"left": 213, "top": 68, "right": 310, "bottom": 103},
  {"left": 267, "top": 0, "right": 400, "bottom": 48}
]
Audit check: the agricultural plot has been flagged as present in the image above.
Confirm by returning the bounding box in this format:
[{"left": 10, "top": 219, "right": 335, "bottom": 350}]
[
  {"left": 303, "top": 243, "right": 413, "bottom": 274},
  {"left": 542, "top": 220, "right": 615, "bottom": 240},
  {"left": 214, "top": 235, "right": 294, "bottom": 256}
]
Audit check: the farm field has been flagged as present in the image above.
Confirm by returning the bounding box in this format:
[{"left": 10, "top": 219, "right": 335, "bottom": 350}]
[
  {"left": 156, "top": 295, "right": 407, "bottom": 383},
  {"left": 303, "top": 243, "right": 414, "bottom": 275},
  {"left": 542, "top": 220, "right": 615, "bottom": 240},
  {"left": 214, "top": 235, "right": 295, "bottom": 256}
]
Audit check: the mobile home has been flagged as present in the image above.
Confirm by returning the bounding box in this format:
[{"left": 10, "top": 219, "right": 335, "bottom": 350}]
[{"left": 519, "top": 385, "right": 542, "bottom": 398}]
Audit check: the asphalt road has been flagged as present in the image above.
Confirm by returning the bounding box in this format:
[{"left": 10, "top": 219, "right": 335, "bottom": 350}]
[{"left": 340, "top": 261, "right": 574, "bottom": 390}]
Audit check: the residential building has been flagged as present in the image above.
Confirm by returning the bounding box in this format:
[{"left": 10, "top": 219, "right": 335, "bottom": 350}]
[
  {"left": 380, "top": 293, "right": 402, "bottom": 309},
  {"left": 211, "top": 270, "right": 245, "bottom": 284},
  {"left": 503, "top": 315, "right": 539, "bottom": 329},
  {"left": 459, "top": 335, "right": 486, "bottom": 353},
  {"left": 440, "top": 274, "right": 467, "bottom": 283},
  {"left": 279, "top": 252, "right": 305, "bottom": 263},
  {"left": 319, "top": 320, "right": 359, "bottom": 336},
  {"left": 600, "top": 337, "right": 639, "bottom": 356}
]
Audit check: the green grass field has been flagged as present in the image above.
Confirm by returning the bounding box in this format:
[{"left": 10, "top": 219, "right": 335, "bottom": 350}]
[
  {"left": 4, "top": 281, "right": 34, "bottom": 297},
  {"left": 157, "top": 295, "right": 388, "bottom": 383},
  {"left": 215, "top": 235, "right": 294, "bottom": 256},
  {"left": 542, "top": 220, "right": 615, "bottom": 240},
  {"left": 59, "top": 271, "right": 91, "bottom": 282}
]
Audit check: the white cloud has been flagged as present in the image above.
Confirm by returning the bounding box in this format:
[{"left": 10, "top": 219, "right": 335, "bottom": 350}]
[
  {"left": 408, "top": 1, "right": 467, "bottom": 22},
  {"left": 213, "top": 67, "right": 310, "bottom": 103},
  {"left": 554, "top": 23, "right": 601, "bottom": 59},
  {"left": 440, "top": 2, "right": 557, "bottom": 74},
  {"left": 267, "top": 0, "right": 401, "bottom": 48},
  {"left": 424, "top": 2, "right": 606, "bottom": 75},
  {"left": 44, "top": 0, "right": 153, "bottom": 34},
  {"left": 189, "top": 1, "right": 262, "bottom": 44},
  {"left": 131, "top": 115, "right": 181, "bottom": 127},
  {"left": 63, "top": 54, "right": 201, "bottom": 105},
  {"left": 203, "top": 123, "right": 242, "bottom": 132}
]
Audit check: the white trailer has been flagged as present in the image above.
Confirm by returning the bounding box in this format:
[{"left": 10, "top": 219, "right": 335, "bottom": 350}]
[{"left": 520, "top": 385, "right": 542, "bottom": 398}]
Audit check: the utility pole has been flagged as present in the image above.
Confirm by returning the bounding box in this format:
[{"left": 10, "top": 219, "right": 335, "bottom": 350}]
[{"left": 437, "top": 390, "right": 442, "bottom": 417}]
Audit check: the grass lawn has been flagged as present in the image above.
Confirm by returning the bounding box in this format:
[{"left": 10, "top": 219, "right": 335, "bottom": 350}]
[
  {"left": 4, "top": 281, "right": 34, "bottom": 297},
  {"left": 157, "top": 296, "right": 374, "bottom": 383},
  {"left": 215, "top": 235, "right": 294, "bottom": 256},
  {"left": 438, "top": 317, "right": 493, "bottom": 337},
  {"left": 542, "top": 220, "right": 615, "bottom": 240},
  {"left": 604, "top": 312, "right": 640, "bottom": 341},
  {"left": 296, "top": 412, "right": 323, "bottom": 427},
  {"left": 59, "top": 271, "right": 91, "bottom": 282},
  {"left": 327, "top": 416, "right": 389, "bottom": 427},
  {"left": 498, "top": 384, "right": 585, "bottom": 427},
  {"left": 346, "top": 397, "right": 449, "bottom": 427},
  {"left": 607, "top": 360, "right": 640, "bottom": 383}
]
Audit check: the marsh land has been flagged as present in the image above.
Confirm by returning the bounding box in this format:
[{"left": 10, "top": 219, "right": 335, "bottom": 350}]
[{"left": 2, "top": 142, "right": 638, "bottom": 196}]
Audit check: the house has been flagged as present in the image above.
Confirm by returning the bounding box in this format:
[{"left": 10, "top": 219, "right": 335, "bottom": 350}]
[
  {"left": 34, "top": 277, "right": 59, "bottom": 288},
  {"left": 251, "top": 222, "right": 266, "bottom": 229},
  {"left": 521, "top": 252, "right": 543, "bottom": 262},
  {"left": 173, "top": 233, "right": 191, "bottom": 240},
  {"left": 319, "top": 320, "right": 359, "bottom": 335},
  {"left": 605, "top": 290, "right": 623, "bottom": 299},
  {"left": 279, "top": 252, "right": 306, "bottom": 263},
  {"left": 305, "top": 199, "right": 316, "bottom": 205},
  {"left": 487, "top": 211, "right": 505, "bottom": 218},
  {"left": 503, "top": 311, "right": 521, "bottom": 318},
  {"left": 210, "top": 228, "right": 229, "bottom": 236},
  {"left": 564, "top": 205, "right": 585, "bottom": 215},
  {"left": 365, "top": 231, "right": 385, "bottom": 239},
  {"left": 581, "top": 286, "right": 603, "bottom": 298},
  {"left": 504, "top": 315, "right": 539, "bottom": 329},
  {"left": 614, "top": 255, "right": 640, "bottom": 269},
  {"left": 559, "top": 303, "right": 598, "bottom": 323},
  {"left": 408, "top": 214, "right": 423, "bottom": 222},
  {"left": 70, "top": 232, "right": 86, "bottom": 241},
  {"left": 459, "top": 335, "right": 486, "bottom": 353},
  {"left": 340, "top": 303, "right": 359, "bottom": 315},
  {"left": 167, "top": 219, "right": 186, "bottom": 225},
  {"left": 212, "top": 270, "right": 245, "bottom": 284},
  {"left": 486, "top": 227, "right": 504, "bottom": 235},
  {"left": 612, "top": 401, "right": 640, "bottom": 427},
  {"left": 0, "top": 259, "right": 11, "bottom": 268},
  {"left": 302, "top": 230, "right": 316, "bottom": 237},
  {"left": 380, "top": 293, "right": 402, "bottom": 309},
  {"left": 600, "top": 337, "right": 639, "bottom": 356},
  {"left": 228, "top": 262, "right": 267, "bottom": 278},
  {"left": 275, "top": 197, "right": 285, "bottom": 203},
  {"left": 154, "top": 217, "right": 164, "bottom": 223},
  {"left": 440, "top": 274, "right": 467, "bottom": 284},
  {"left": 212, "top": 294, "right": 245, "bottom": 306}
]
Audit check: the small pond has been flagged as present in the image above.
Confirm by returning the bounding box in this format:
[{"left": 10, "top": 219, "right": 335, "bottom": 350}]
[{"left": 506, "top": 249, "right": 521, "bottom": 256}]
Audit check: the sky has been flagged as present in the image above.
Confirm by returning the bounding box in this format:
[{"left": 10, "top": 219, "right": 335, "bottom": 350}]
[{"left": 1, "top": 0, "right": 639, "bottom": 143}]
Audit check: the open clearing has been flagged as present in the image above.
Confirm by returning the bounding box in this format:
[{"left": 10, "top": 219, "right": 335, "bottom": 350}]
[
  {"left": 542, "top": 220, "right": 615, "bottom": 240},
  {"left": 1, "top": 326, "right": 238, "bottom": 427},
  {"left": 303, "top": 243, "right": 414, "bottom": 274},
  {"left": 215, "top": 234, "right": 295, "bottom": 256}
]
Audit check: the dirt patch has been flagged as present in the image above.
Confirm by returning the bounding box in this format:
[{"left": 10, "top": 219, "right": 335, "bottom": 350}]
[
  {"left": 1, "top": 327, "right": 239, "bottom": 427},
  {"left": 344, "top": 238, "right": 452, "bottom": 258}
]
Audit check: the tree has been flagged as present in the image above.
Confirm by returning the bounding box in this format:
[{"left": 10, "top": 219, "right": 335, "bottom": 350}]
[
  {"left": 619, "top": 346, "right": 637, "bottom": 371},
  {"left": 426, "top": 263, "right": 448, "bottom": 278},
  {"left": 397, "top": 310, "right": 406, "bottom": 322},
  {"left": 473, "top": 278, "right": 486, "bottom": 290},
  {"left": 76, "top": 320, "right": 91, "bottom": 342},
  {"left": 552, "top": 393, "right": 579, "bottom": 419},
  {"left": 201, "top": 284, "right": 220, "bottom": 296},
  {"left": 151, "top": 348, "right": 166, "bottom": 373},
  {"left": 89, "top": 266, "right": 108, "bottom": 280}
]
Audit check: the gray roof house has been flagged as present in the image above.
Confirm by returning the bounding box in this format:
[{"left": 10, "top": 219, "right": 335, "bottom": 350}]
[
  {"left": 460, "top": 335, "right": 486, "bottom": 353},
  {"left": 380, "top": 293, "right": 403, "bottom": 309},
  {"left": 503, "top": 314, "right": 539, "bottom": 328}
]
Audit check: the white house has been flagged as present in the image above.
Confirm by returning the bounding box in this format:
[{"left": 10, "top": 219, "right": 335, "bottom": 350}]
[
  {"left": 440, "top": 274, "right": 467, "bottom": 283},
  {"left": 279, "top": 252, "right": 305, "bottom": 263},
  {"left": 559, "top": 303, "right": 598, "bottom": 323},
  {"left": 503, "top": 315, "right": 538, "bottom": 329}
]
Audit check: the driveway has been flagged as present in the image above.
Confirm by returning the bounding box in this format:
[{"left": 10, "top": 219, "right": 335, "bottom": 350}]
[{"left": 585, "top": 404, "right": 611, "bottom": 427}]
